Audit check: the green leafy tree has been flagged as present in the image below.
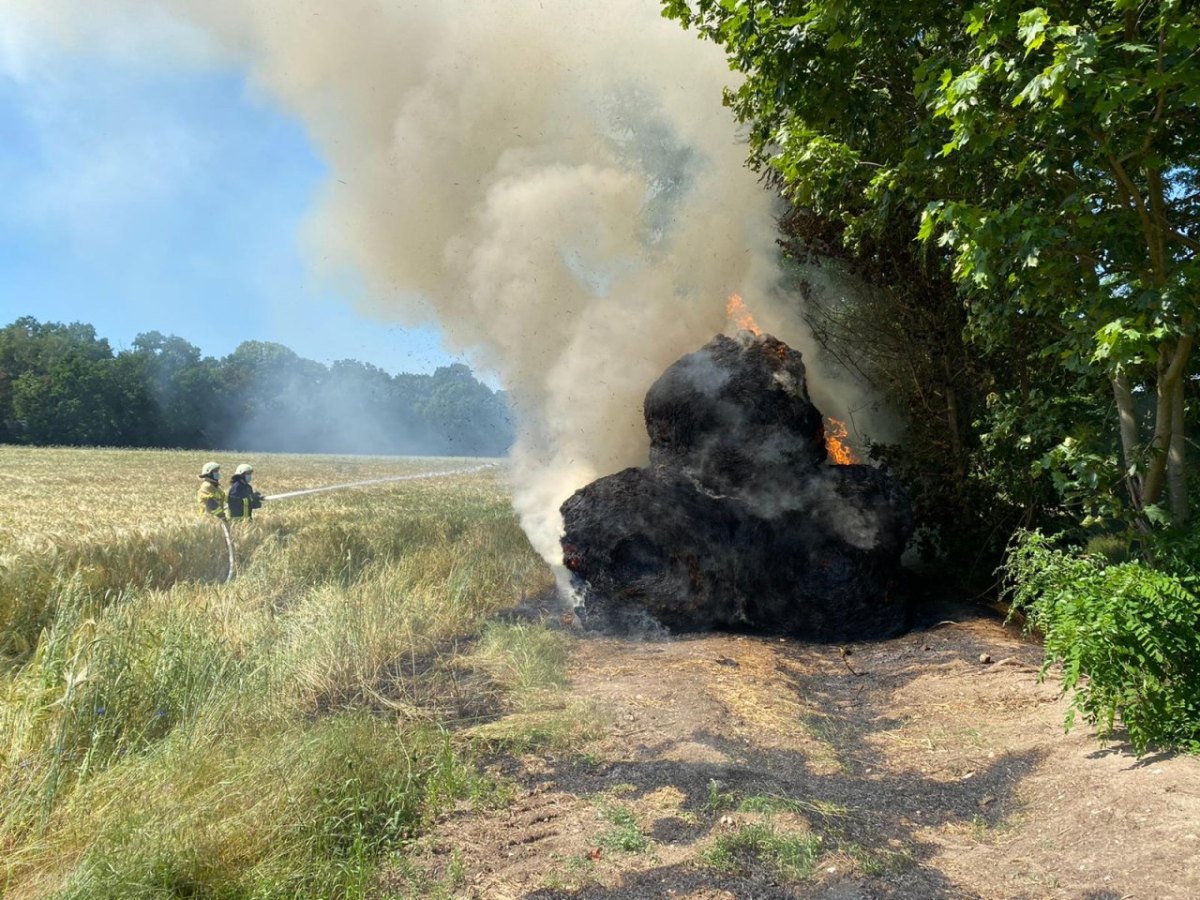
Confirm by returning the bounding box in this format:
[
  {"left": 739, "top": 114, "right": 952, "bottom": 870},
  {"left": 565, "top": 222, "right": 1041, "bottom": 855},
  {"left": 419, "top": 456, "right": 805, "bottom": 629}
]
[
  {"left": 129, "top": 332, "right": 211, "bottom": 448},
  {"left": 922, "top": 1, "right": 1200, "bottom": 526},
  {"left": 1, "top": 318, "right": 513, "bottom": 457},
  {"left": 318, "top": 360, "right": 432, "bottom": 454},
  {"left": 0, "top": 318, "right": 145, "bottom": 446},
  {"left": 421, "top": 364, "right": 512, "bottom": 456},
  {"left": 221, "top": 341, "right": 327, "bottom": 450},
  {"left": 1, "top": 319, "right": 114, "bottom": 438},
  {"left": 662, "top": 0, "right": 1199, "bottom": 532}
]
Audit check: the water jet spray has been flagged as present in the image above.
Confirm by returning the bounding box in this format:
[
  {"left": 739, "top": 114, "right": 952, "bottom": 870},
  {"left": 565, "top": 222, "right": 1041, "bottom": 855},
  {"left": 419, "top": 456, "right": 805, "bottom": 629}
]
[{"left": 261, "top": 464, "right": 498, "bottom": 502}]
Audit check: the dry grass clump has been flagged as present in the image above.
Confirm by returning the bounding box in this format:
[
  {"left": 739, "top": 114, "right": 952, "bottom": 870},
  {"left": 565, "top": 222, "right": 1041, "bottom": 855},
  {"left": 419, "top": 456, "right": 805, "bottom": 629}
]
[{"left": 0, "top": 447, "right": 568, "bottom": 897}]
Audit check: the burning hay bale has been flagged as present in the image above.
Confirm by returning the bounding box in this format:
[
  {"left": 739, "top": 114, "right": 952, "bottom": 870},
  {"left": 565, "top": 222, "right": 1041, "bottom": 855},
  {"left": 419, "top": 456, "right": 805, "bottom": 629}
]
[{"left": 561, "top": 331, "right": 913, "bottom": 640}]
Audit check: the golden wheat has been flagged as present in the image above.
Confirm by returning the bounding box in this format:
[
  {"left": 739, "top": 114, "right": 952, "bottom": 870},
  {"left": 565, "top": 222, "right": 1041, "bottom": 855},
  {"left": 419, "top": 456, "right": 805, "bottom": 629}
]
[{"left": 0, "top": 445, "right": 484, "bottom": 553}]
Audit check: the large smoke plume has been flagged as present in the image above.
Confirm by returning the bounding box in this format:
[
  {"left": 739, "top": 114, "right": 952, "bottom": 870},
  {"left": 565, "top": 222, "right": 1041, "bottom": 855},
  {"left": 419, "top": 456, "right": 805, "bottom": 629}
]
[{"left": 4, "top": 1, "right": 851, "bottom": 587}]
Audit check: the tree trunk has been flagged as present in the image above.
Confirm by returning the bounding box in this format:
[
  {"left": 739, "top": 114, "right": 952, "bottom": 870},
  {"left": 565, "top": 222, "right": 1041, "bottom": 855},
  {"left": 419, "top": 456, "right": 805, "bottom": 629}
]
[
  {"left": 1112, "top": 373, "right": 1142, "bottom": 510},
  {"left": 1142, "top": 335, "right": 1194, "bottom": 514},
  {"left": 1168, "top": 375, "right": 1188, "bottom": 523},
  {"left": 942, "top": 357, "right": 966, "bottom": 480}
]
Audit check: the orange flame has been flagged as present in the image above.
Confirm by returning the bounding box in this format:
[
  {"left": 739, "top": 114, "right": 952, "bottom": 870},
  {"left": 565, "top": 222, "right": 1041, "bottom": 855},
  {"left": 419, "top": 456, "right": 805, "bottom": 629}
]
[
  {"left": 726, "top": 293, "right": 762, "bottom": 336},
  {"left": 825, "top": 417, "right": 859, "bottom": 465}
]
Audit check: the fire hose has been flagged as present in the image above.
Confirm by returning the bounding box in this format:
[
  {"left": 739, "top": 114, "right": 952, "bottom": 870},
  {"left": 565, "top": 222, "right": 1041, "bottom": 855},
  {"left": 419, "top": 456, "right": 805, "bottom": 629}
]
[
  {"left": 216, "top": 463, "right": 498, "bottom": 582},
  {"left": 220, "top": 519, "right": 236, "bottom": 583},
  {"left": 261, "top": 463, "right": 496, "bottom": 501}
]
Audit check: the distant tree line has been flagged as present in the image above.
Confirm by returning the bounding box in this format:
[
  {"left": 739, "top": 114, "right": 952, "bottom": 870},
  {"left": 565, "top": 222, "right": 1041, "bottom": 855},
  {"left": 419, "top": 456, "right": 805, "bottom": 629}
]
[{"left": 0, "top": 317, "right": 514, "bottom": 456}]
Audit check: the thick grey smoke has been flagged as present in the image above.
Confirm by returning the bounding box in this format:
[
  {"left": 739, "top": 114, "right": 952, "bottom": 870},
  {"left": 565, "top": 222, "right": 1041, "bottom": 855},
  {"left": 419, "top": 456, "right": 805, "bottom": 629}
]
[{"left": 4, "top": 1, "right": 849, "bottom": 590}]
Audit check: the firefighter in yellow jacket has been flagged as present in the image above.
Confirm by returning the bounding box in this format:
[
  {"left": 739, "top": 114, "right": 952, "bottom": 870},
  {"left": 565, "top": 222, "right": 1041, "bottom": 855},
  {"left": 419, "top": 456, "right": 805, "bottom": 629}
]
[{"left": 196, "top": 461, "right": 227, "bottom": 520}]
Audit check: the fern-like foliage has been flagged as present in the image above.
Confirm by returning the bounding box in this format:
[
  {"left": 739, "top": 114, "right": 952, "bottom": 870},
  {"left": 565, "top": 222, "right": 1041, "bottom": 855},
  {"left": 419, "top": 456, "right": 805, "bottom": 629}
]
[{"left": 1004, "top": 530, "right": 1200, "bottom": 756}]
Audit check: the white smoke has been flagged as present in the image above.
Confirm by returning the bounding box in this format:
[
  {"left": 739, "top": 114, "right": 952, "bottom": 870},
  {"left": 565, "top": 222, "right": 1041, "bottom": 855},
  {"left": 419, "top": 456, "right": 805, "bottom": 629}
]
[{"left": 3, "top": 0, "right": 838, "bottom": 591}]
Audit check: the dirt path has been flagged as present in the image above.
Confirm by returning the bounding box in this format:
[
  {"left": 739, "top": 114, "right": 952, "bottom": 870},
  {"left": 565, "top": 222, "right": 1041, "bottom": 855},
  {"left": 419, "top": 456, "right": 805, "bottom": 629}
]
[{"left": 401, "top": 609, "right": 1200, "bottom": 899}]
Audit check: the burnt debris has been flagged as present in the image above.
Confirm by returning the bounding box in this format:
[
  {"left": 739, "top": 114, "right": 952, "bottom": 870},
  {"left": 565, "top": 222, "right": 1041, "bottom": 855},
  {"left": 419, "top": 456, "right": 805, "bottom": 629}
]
[{"left": 561, "top": 332, "right": 913, "bottom": 640}]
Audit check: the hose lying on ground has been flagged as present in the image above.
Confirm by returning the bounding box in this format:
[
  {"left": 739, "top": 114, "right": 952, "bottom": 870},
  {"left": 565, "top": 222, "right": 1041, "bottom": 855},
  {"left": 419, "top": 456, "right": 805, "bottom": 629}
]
[{"left": 220, "top": 519, "right": 236, "bottom": 583}]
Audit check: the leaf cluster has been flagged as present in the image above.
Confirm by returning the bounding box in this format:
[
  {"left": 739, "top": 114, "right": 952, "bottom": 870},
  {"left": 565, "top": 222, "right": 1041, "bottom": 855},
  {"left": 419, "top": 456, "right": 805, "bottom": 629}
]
[{"left": 1005, "top": 529, "right": 1200, "bottom": 755}]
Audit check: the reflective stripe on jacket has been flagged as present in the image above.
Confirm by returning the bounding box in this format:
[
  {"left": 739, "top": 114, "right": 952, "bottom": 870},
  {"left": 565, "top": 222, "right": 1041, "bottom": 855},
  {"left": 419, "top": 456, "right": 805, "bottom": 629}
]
[
  {"left": 228, "top": 477, "right": 257, "bottom": 519},
  {"left": 197, "top": 479, "right": 227, "bottom": 519}
]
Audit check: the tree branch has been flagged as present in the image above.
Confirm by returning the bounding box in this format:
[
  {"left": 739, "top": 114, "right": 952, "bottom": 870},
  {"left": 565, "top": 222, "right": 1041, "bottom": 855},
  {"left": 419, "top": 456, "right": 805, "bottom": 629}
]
[{"left": 1166, "top": 228, "right": 1200, "bottom": 255}]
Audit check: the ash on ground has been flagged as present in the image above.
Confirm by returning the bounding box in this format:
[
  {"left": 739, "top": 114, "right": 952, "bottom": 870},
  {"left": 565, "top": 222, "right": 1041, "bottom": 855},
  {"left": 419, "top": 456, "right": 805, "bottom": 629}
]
[{"left": 561, "top": 332, "right": 912, "bottom": 641}]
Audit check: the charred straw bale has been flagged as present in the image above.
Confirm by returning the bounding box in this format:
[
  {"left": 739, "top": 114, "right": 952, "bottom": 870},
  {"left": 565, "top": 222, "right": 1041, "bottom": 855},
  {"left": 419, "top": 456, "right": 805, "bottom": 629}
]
[
  {"left": 644, "top": 332, "right": 827, "bottom": 492},
  {"left": 561, "top": 332, "right": 913, "bottom": 641}
]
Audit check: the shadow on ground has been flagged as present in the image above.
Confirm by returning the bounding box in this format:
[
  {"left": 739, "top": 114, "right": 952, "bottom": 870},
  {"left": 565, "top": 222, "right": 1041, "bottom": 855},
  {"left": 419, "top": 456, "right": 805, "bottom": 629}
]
[{"left": 509, "top": 608, "right": 1048, "bottom": 898}]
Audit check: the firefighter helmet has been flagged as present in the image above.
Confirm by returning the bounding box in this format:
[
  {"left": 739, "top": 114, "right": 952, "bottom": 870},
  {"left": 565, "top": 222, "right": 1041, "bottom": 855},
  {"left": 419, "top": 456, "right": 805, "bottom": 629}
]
[
  {"left": 234, "top": 463, "right": 253, "bottom": 476},
  {"left": 200, "top": 461, "right": 221, "bottom": 479}
]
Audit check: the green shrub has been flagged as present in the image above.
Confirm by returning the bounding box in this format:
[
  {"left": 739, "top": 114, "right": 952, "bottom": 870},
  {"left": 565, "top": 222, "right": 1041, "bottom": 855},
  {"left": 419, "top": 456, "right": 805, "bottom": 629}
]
[
  {"left": 702, "top": 821, "right": 821, "bottom": 882},
  {"left": 595, "top": 799, "right": 650, "bottom": 854},
  {"left": 1004, "top": 530, "right": 1200, "bottom": 755}
]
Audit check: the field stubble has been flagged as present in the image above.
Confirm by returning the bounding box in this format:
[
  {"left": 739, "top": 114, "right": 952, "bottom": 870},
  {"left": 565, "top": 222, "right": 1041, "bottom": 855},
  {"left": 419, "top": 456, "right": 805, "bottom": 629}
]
[{"left": 0, "top": 446, "right": 582, "bottom": 898}]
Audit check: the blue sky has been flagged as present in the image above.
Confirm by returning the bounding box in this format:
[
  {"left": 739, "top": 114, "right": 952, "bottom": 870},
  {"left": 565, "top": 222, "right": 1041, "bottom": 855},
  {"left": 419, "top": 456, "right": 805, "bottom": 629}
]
[{"left": 0, "top": 44, "right": 462, "bottom": 376}]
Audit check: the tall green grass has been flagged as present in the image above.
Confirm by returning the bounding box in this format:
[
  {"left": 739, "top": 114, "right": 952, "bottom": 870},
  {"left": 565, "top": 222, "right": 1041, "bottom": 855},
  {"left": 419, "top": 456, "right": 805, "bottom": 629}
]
[
  {"left": 1, "top": 460, "right": 566, "bottom": 898},
  {"left": 0, "top": 523, "right": 255, "bottom": 660}
]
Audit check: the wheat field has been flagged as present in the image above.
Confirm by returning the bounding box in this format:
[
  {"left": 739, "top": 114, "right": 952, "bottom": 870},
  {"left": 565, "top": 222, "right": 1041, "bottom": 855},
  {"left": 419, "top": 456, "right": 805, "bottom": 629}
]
[
  {"left": 0, "top": 446, "right": 579, "bottom": 898},
  {"left": 0, "top": 446, "right": 483, "bottom": 554}
]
